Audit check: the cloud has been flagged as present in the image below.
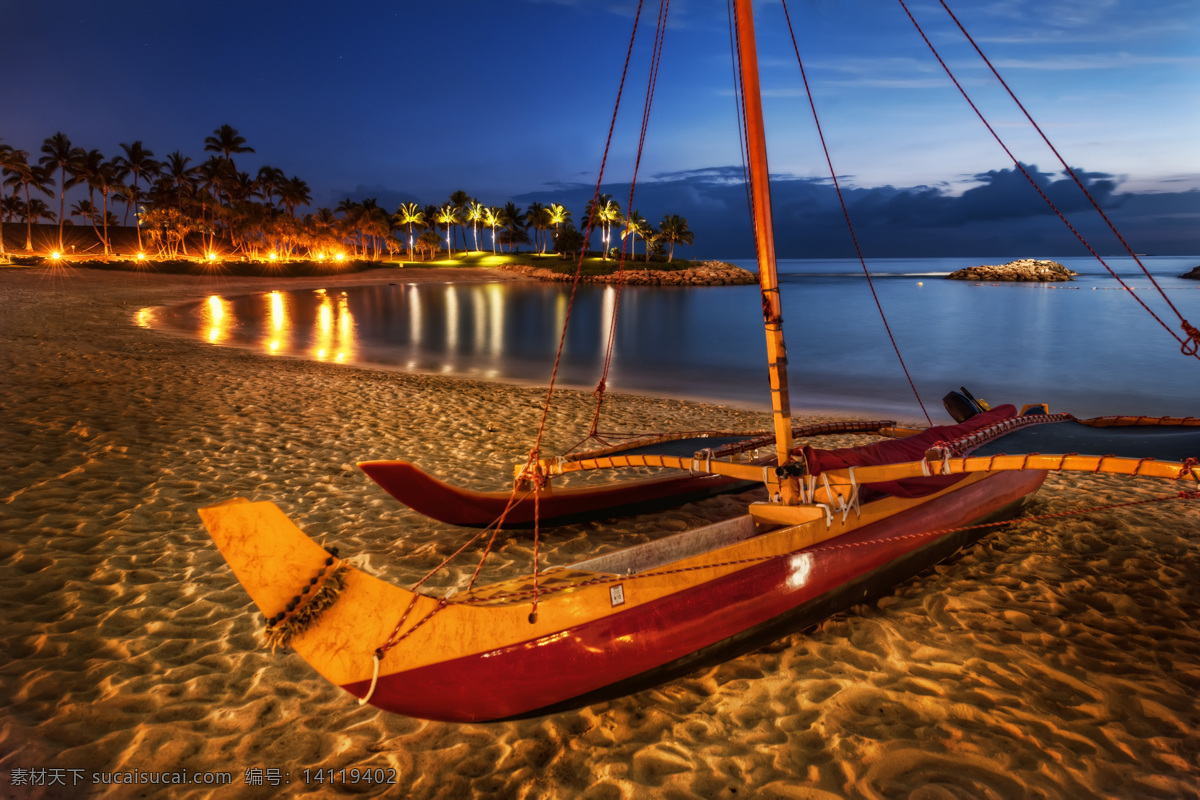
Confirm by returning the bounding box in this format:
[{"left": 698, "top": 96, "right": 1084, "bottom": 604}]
[{"left": 515, "top": 163, "right": 1199, "bottom": 257}]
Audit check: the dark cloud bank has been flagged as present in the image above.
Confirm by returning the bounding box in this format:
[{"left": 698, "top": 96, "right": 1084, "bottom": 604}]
[{"left": 512, "top": 164, "right": 1200, "bottom": 258}]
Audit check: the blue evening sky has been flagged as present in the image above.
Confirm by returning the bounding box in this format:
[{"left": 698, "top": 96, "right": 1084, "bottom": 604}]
[{"left": 4, "top": 0, "right": 1197, "bottom": 256}]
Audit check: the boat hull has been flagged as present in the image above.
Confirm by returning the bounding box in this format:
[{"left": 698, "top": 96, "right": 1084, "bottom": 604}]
[
  {"left": 358, "top": 459, "right": 754, "bottom": 527},
  {"left": 338, "top": 468, "right": 1045, "bottom": 721}
]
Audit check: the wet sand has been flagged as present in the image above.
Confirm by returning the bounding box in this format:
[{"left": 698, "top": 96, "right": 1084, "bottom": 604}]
[{"left": 1, "top": 265, "right": 1198, "bottom": 799}]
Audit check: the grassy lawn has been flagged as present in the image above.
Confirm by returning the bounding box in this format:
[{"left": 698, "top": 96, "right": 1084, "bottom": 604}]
[
  {"left": 403, "top": 251, "right": 696, "bottom": 276},
  {"left": 5, "top": 250, "right": 701, "bottom": 278}
]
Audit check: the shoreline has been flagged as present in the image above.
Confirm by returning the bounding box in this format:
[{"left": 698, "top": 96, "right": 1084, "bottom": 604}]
[{"left": 2, "top": 266, "right": 1198, "bottom": 798}]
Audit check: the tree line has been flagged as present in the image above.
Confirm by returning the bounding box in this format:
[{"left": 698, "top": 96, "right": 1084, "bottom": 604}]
[{"left": 0, "top": 125, "right": 695, "bottom": 262}]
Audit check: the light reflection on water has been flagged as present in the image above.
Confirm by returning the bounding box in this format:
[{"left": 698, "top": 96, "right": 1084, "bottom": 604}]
[{"left": 143, "top": 256, "right": 1200, "bottom": 419}]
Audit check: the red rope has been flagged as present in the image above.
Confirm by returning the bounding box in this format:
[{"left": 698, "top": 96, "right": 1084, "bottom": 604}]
[
  {"left": 780, "top": 0, "right": 933, "bottom": 426},
  {"left": 897, "top": 0, "right": 1198, "bottom": 361},
  {"left": 527, "top": 0, "right": 647, "bottom": 472},
  {"left": 589, "top": 0, "right": 671, "bottom": 439},
  {"left": 934, "top": 0, "right": 1197, "bottom": 358}
]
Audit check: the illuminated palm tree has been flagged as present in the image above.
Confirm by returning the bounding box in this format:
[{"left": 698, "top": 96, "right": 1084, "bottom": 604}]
[
  {"left": 484, "top": 206, "right": 502, "bottom": 254},
  {"left": 393, "top": 202, "right": 424, "bottom": 260},
  {"left": 435, "top": 203, "right": 460, "bottom": 259},
  {"left": 583, "top": 194, "right": 621, "bottom": 259},
  {"left": 113, "top": 141, "right": 160, "bottom": 226},
  {"left": 657, "top": 214, "right": 694, "bottom": 262},
  {"left": 39, "top": 132, "right": 84, "bottom": 251},
  {"left": 621, "top": 209, "right": 648, "bottom": 261},
  {"left": 466, "top": 200, "right": 485, "bottom": 252},
  {"left": 547, "top": 203, "right": 570, "bottom": 255}
]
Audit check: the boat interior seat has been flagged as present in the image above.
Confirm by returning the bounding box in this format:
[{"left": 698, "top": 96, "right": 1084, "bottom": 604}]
[{"left": 567, "top": 514, "right": 761, "bottom": 576}]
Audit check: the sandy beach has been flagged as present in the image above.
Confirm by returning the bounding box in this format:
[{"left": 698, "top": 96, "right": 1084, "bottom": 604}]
[{"left": 1, "top": 265, "right": 1197, "bottom": 799}]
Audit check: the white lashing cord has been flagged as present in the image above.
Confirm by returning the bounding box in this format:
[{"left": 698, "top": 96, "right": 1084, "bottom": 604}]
[{"left": 358, "top": 654, "right": 381, "bottom": 706}]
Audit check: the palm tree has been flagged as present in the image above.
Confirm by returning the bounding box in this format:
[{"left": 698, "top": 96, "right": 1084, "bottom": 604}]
[
  {"left": 3, "top": 154, "right": 53, "bottom": 251},
  {"left": 484, "top": 206, "right": 502, "bottom": 254},
  {"left": 0, "top": 142, "right": 13, "bottom": 256},
  {"left": 448, "top": 189, "right": 470, "bottom": 249},
  {"left": 466, "top": 200, "right": 485, "bottom": 252},
  {"left": 583, "top": 194, "right": 621, "bottom": 259},
  {"left": 76, "top": 150, "right": 119, "bottom": 255},
  {"left": 393, "top": 202, "right": 424, "bottom": 261},
  {"left": 499, "top": 201, "right": 527, "bottom": 253},
  {"left": 547, "top": 203, "right": 571, "bottom": 255},
  {"left": 278, "top": 176, "right": 311, "bottom": 217},
  {"left": 113, "top": 141, "right": 159, "bottom": 226},
  {"left": 39, "top": 132, "right": 84, "bottom": 251},
  {"left": 204, "top": 124, "right": 254, "bottom": 171},
  {"left": 524, "top": 201, "right": 547, "bottom": 254},
  {"left": 160, "top": 151, "right": 196, "bottom": 208},
  {"left": 621, "top": 209, "right": 649, "bottom": 261},
  {"left": 657, "top": 214, "right": 694, "bottom": 262},
  {"left": 435, "top": 203, "right": 460, "bottom": 259}
]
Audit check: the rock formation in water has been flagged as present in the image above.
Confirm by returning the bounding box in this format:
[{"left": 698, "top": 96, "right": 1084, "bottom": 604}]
[
  {"left": 1179, "top": 265, "right": 1200, "bottom": 280},
  {"left": 948, "top": 259, "right": 1077, "bottom": 282},
  {"left": 504, "top": 260, "right": 757, "bottom": 286}
]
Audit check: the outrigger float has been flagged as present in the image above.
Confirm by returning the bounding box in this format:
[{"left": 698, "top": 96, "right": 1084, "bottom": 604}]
[{"left": 199, "top": 0, "right": 1199, "bottom": 722}]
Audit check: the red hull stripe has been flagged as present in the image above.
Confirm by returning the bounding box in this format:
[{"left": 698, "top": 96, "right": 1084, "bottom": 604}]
[{"left": 342, "top": 470, "right": 1044, "bottom": 721}]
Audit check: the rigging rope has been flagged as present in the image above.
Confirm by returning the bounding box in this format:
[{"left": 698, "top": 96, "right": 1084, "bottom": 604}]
[
  {"left": 589, "top": 0, "right": 672, "bottom": 440},
  {"left": 727, "top": 0, "right": 754, "bottom": 217},
  {"left": 780, "top": 0, "right": 933, "bottom": 426},
  {"left": 898, "top": 0, "right": 1199, "bottom": 361}
]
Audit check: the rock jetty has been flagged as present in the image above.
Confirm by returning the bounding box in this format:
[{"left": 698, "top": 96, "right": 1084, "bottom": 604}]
[
  {"left": 948, "top": 259, "right": 1077, "bottom": 282},
  {"left": 1180, "top": 265, "right": 1200, "bottom": 280},
  {"left": 503, "top": 260, "right": 757, "bottom": 286}
]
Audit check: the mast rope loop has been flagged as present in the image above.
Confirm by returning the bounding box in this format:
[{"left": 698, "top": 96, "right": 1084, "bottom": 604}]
[{"left": 779, "top": 0, "right": 933, "bottom": 424}]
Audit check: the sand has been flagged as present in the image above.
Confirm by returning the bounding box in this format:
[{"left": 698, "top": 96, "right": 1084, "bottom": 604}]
[{"left": 0, "top": 265, "right": 1197, "bottom": 799}]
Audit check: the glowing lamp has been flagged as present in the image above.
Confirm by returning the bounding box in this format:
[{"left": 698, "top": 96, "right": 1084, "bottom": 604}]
[
  {"left": 49, "top": 251, "right": 62, "bottom": 260},
  {"left": 137, "top": 252, "right": 146, "bottom": 261},
  {"left": 334, "top": 253, "right": 346, "bottom": 262},
  {"left": 269, "top": 252, "right": 278, "bottom": 261},
  {"left": 207, "top": 252, "right": 218, "bottom": 262}
]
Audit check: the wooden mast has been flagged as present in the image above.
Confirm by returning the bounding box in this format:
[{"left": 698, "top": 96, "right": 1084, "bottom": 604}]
[{"left": 735, "top": 0, "right": 799, "bottom": 503}]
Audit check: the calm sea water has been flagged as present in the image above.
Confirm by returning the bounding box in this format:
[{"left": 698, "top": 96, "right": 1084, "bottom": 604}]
[{"left": 145, "top": 256, "right": 1200, "bottom": 421}]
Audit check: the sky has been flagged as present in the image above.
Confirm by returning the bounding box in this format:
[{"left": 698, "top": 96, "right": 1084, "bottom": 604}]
[{"left": 4, "top": 0, "right": 1198, "bottom": 257}]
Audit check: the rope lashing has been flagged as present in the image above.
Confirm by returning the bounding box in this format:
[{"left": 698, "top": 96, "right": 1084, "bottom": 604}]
[
  {"left": 1182, "top": 321, "right": 1199, "bottom": 357},
  {"left": 1179, "top": 458, "right": 1199, "bottom": 482},
  {"left": 263, "top": 554, "right": 349, "bottom": 651}
]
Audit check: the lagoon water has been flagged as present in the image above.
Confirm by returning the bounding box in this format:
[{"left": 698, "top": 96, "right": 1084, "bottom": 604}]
[{"left": 147, "top": 255, "right": 1200, "bottom": 421}]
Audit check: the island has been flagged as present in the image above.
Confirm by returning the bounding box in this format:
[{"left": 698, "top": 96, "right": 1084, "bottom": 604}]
[
  {"left": 948, "top": 259, "right": 1076, "bottom": 282},
  {"left": 1180, "top": 265, "right": 1200, "bottom": 280}
]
